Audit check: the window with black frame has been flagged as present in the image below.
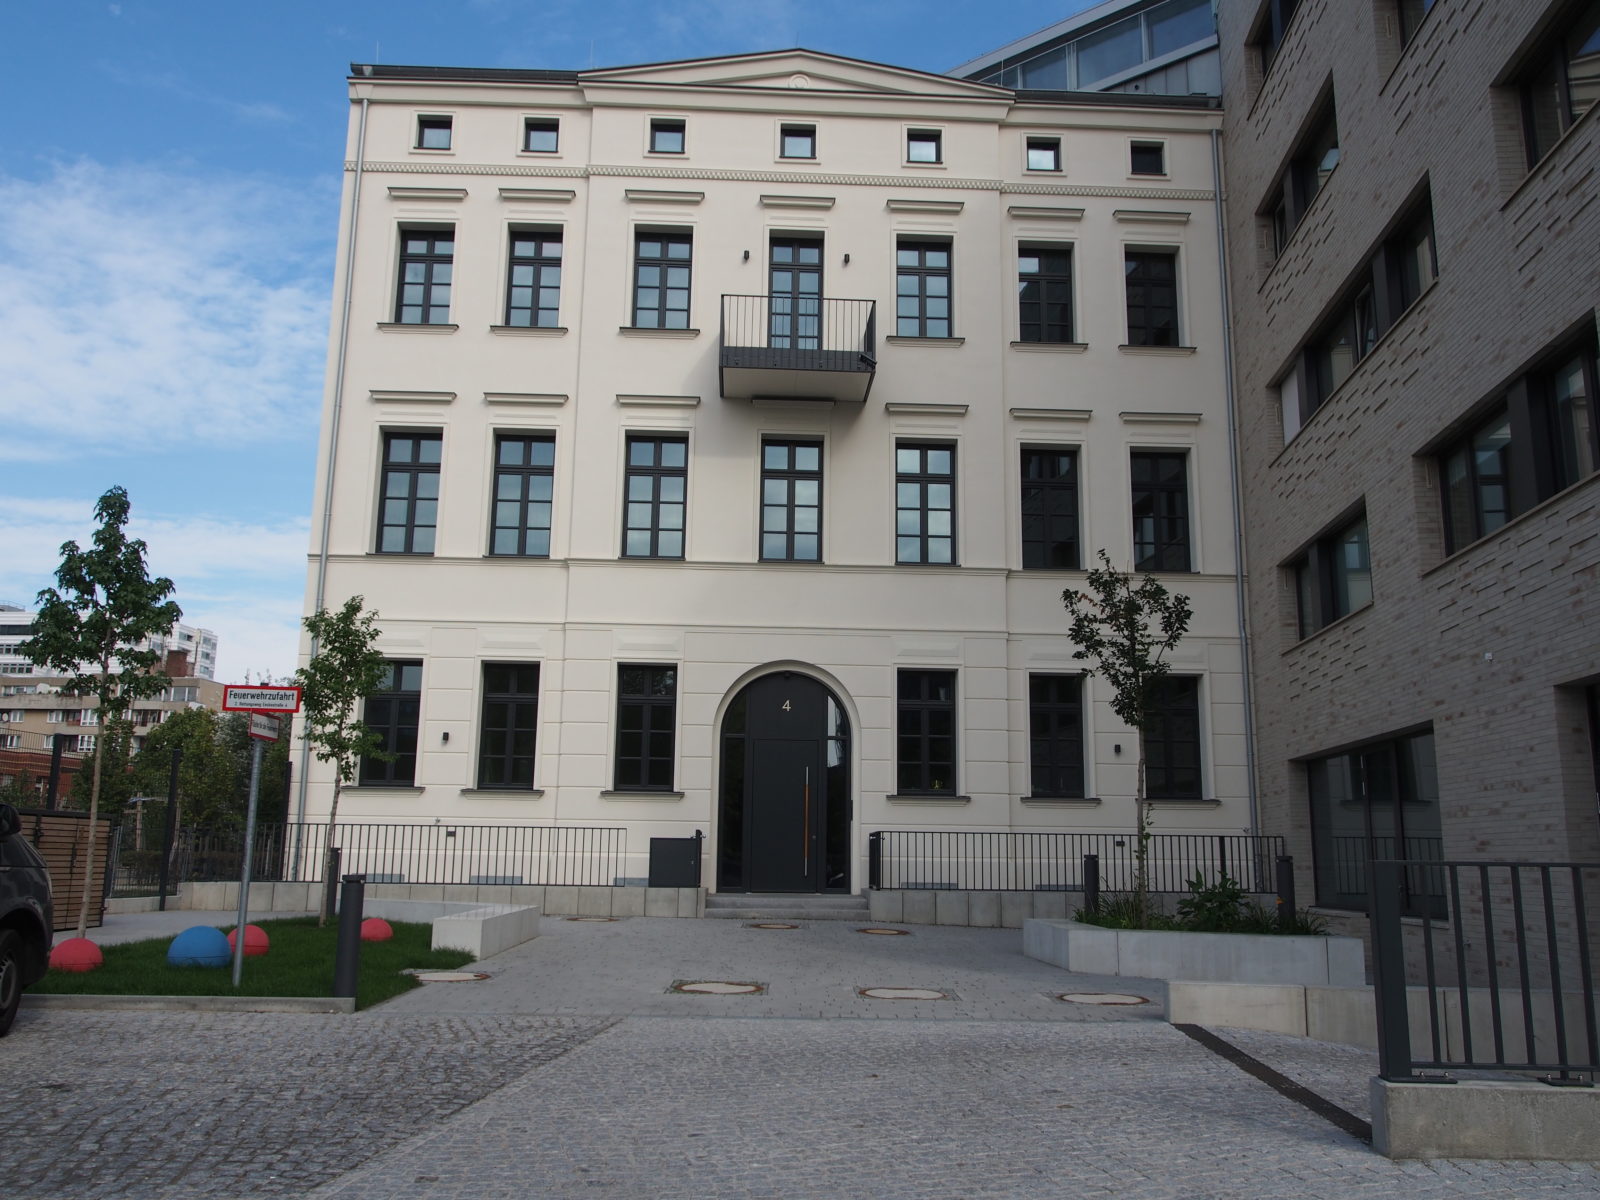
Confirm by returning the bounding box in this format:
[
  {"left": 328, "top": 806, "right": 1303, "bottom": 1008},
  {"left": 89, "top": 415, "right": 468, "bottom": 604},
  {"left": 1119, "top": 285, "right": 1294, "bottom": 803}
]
[
  {"left": 1517, "top": 0, "right": 1600, "bottom": 168},
  {"left": 615, "top": 664, "right": 677, "bottom": 790},
  {"left": 897, "top": 669, "right": 956, "bottom": 794},
  {"left": 1308, "top": 729, "right": 1443, "bottom": 916},
  {"left": 505, "top": 232, "right": 562, "bottom": 328},
  {"left": 1029, "top": 674, "right": 1085, "bottom": 798},
  {"left": 632, "top": 233, "right": 692, "bottom": 329},
  {"left": 1123, "top": 250, "right": 1179, "bottom": 347},
  {"left": 1145, "top": 676, "right": 1201, "bottom": 800},
  {"left": 394, "top": 230, "right": 453, "bottom": 325},
  {"left": 360, "top": 661, "right": 422, "bottom": 786},
  {"left": 895, "top": 442, "right": 955, "bottom": 565},
  {"left": 1017, "top": 246, "right": 1074, "bottom": 344},
  {"left": 1292, "top": 510, "right": 1372, "bottom": 638},
  {"left": 760, "top": 439, "right": 822, "bottom": 562},
  {"left": 376, "top": 433, "right": 441, "bottom": 554},
  {"left": 1131, "top": 451, "right": 1191, "bottom": 572},
  {"left": 622, "top": 435, "right": 687, "bottom": 559},
  {"left": 490, "top": 434, "right": 554, "bottom": 557},
  {"left": 1020, "top": 446, "right": 1080, "bottom": 570},
  {"left": 478, "top": 663, "right": 539, "bottom": 789},
  {"left": 895, "top": 241, "right": 952, "bottom": 338}
]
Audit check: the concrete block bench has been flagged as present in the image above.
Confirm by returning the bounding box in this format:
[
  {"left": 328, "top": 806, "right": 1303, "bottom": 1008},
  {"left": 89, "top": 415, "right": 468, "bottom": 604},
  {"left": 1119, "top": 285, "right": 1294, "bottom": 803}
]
[{"left": 427, "top": 903, "right": 541, "bottom": 959}]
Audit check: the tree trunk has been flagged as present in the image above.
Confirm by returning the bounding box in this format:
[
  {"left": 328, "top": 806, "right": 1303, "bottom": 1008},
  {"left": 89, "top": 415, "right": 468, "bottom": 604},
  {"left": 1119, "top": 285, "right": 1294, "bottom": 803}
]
[
  {"left": 75, "top": 723, "right": 105, "bottom": 939},
  {"left": 1134, "top": 738, "right": 1150, "bottom": 925},
  {"left": 318, "top": 778, "right": 343, "bottom": 927}
]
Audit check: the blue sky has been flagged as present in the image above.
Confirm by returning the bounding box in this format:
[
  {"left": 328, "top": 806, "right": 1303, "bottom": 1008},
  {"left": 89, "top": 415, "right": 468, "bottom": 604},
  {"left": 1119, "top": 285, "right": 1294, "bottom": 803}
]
[{"left": 0, "top": 0, "right": 1095, "bottom": 681}]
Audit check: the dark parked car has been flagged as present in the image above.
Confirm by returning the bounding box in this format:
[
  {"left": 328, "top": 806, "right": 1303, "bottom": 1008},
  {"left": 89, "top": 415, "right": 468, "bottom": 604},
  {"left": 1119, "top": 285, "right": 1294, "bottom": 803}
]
[{"left": 0, "top": 803, "right": 54, "bottom": 1035}]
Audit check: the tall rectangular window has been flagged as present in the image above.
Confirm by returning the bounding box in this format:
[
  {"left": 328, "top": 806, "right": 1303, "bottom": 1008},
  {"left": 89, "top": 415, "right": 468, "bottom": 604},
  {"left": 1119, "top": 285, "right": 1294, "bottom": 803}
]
[
  {"left": 895, "top": 241, "right": 952, "bottom": 338},
  {"left": 1146, "top": 675, "right": 1201, "bottom": 800},
  {"left": 1018, "top": 247, "right": 1074, "bottom": 344},
  {"left": 505, "top": 232, "right": 562, "bottom": 328},
  {"left": 361, "top": 661, "right": 422, "bottom": 786},
  {"left": 1029, "top": 674, "right": 1084, "bottom": 798},
  {"left": 895, "top": 443, "right": 955, "bottom": 565},
  {"left": 897, "top": 669, "right": 956, "bottom": 794},
  {"left": 478, "top": 663, "right": 539, "bottom": 789},
  {"left": 1131, "top": 451, "right": 1191, "bottom": 572},
  {"left": 633, "top": 233, "right": 692, "bottom": 329},
  {"left": 1293, "top": 512, "right": 1372, "bottom": 638},
  {"left": 760, "top": 439, "right": 822, "bottom": 562},
  {"left": 1020, "top": 447, "right": 1080, "bottom": 570},
  {"left": 1124, "top": 250, "right": 1178, "bottom": 346},
  {"left": 377, "top": 433, "right": 441, "bottom": 554},
  {"left": 615, "top": 664, "right": 677, "bottom": 790},
  {"left": 1263, "top": 101, "right": 1340, "bottom": 255},
  {"left": 1518, "top": 0, "right": 1600, "bottom": 167},
  {"left": 490, "top": 434, "right": 555, "bottom": 557},
  {"left": 1249, "top": 0, "right": 1303, "bottom": 72},
  {"left": 395, "top": 230, "right": 453, "bottom": 325},
  {"left": 1308, "top": 729, "right": 1442, "bottom": 915},
  {"left": 623, "top": 435, "right": 687, "bottom": 559},
  {"left": 1397, "top": 0, "right": 1436, "bottom": 47}
]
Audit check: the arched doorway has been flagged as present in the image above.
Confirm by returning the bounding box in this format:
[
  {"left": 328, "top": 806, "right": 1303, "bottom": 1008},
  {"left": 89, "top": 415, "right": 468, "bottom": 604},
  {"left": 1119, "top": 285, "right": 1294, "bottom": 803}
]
[{"left": 717, "top": 671, "right": 851, "bottom": 894}]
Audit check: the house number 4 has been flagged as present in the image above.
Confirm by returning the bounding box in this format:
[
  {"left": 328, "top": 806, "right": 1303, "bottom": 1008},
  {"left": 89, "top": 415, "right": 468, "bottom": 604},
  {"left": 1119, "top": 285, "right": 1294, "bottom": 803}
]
[{"left": 781, "top": 700, "right": 791, "bottom": 711}]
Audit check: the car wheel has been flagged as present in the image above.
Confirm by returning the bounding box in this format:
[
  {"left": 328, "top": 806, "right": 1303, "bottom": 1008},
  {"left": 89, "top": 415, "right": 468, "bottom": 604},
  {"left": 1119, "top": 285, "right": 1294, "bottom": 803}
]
[{"left": 0, "top": 929, "right": 23, "bottom": 1037}]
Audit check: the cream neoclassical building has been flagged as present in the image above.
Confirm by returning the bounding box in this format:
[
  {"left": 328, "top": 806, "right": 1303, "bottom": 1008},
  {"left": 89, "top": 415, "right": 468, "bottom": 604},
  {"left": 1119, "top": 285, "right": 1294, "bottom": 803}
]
[{"left": 297, "top": 49, "right": 1250, "bottom": 895}]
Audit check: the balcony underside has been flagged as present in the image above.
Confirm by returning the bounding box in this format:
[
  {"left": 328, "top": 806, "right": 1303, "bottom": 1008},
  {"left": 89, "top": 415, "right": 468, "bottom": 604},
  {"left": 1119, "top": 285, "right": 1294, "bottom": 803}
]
[{"left": 720, "top": 348, "right": 875, "bottom": 402}]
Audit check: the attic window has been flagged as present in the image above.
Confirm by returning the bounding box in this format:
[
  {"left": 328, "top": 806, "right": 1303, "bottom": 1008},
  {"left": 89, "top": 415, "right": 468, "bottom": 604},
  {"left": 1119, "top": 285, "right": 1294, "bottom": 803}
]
[
  {"left": 907, "top": 129, "right": 942, "bottom": 164},
  {"left": 650, "top": 119, "right": 686, "bottom": 154},
  {"left": 781, "top": 124, "right": 816, "bottom": 158},
  {"left": 417, "top": 116, "right": 452, "bottom": 150},
  {"left": 524, "top": 119, "right": 559, "bottom": 153}
]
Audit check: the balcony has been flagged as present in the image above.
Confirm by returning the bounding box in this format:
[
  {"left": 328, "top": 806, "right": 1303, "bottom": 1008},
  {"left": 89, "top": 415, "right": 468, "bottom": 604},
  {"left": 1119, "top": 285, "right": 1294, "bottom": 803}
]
[{"left": 719, "top": 295, "right": 876, "bottom": 403}]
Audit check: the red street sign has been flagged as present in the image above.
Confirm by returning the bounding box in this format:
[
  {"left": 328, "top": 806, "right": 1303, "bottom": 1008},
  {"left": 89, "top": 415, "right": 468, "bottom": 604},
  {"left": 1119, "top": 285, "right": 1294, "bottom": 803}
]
[
  {"left": 223, "top": 685, "right": 302, "bottom": 714},
  {"left": 248, "top": 713, "right": 280, "bottom": 741}
]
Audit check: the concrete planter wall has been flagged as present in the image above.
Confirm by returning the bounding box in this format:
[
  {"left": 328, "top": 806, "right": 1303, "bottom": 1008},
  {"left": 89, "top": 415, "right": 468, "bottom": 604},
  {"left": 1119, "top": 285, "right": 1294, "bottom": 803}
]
[
  {"left": 1023, "top": 918, "right": 1365, "bottom": 986},
  {"left": 183, "top": 881, "right": 706, "bottom": 919}
]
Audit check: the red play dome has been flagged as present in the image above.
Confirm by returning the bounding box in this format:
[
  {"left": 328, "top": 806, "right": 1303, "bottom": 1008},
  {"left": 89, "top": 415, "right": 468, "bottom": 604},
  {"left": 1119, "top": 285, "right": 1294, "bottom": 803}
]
[
  {"left": 226, "top": 924, "right": 271, "bottom": 957},
  {"left": 360, "top": 917, "right": 393, "bottom": 942},
  {"left": 50, "top": 937, "right": 104, "bottom": 973}
]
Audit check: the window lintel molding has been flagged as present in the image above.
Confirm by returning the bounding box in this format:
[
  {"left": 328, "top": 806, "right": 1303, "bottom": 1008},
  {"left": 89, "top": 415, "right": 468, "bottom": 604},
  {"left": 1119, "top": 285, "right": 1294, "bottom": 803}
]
[
  {"left": 1113, "top": 208, "right": 1191, "bottom": 224},
  {"left": 387, "top": 186, "right": 467, "bottom": 201},
  {"left": 1119, "top": 410, "right": 1202, "bottom": 424},
  {"left": 884, "top": 402, "right": 969, "bottom": 417},
  {"left": 484, "top": 392, "right": 568, "bottom": 406},
  {"left": 885, "top": 198, "right": 965, "bottom": 214},
  {"left": 759, "top": 193, "right": 836, "bottom": 209},
  {"left": 624, "top": 188, "right": 705, "bottom": 205},
  {"left": 1010, "top": 407, "right": 1092, "bottom": 422},
  {"left": 1007, "top": 205, "right": 1085, "bottom": 221},
  {"left": 498, "top": 187, "right": 576, "bottom": 203},
  {"left": 368, "top": 389, "right": 457, "bottom": 404},
  {"left": 616, "top": 394, "right": 701, "bottom": 408}
]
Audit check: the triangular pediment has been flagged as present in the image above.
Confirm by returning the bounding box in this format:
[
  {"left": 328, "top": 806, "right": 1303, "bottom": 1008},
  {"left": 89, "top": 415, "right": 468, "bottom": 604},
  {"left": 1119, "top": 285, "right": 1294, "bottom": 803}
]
[{"left": 581, "top": 48, "right": 1006, "bottom": 99}]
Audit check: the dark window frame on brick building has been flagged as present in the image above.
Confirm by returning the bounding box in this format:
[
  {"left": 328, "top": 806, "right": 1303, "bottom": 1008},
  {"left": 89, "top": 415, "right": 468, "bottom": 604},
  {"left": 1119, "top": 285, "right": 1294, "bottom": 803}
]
[
  {"left": 1262, "top": 96, "right": 1340, "bottom": 257},
  {"left": 1438, "top": 331, "right": 1599, "bottom": 553},
  {"left": 1248, "top": 0, "right": 1304, "bottom": 74},
  {"left": 1286, "top": 190, "right": 1436, "bottom": 424},
  {"left": 1397, "top": 0, "right": 1437, "bottom": 48},
  {"left": 1514, "top": 0, "right": 1600, "bottom": 168},
  {"left": 1291, "top": 509, "right": 1372, "bottom": 639}
]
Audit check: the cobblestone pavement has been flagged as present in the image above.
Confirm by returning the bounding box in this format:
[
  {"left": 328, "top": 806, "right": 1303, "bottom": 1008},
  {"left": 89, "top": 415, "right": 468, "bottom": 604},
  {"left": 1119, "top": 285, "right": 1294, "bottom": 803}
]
[{"left": 7, "top": 916, "right": 1599, "bottom": 1198}]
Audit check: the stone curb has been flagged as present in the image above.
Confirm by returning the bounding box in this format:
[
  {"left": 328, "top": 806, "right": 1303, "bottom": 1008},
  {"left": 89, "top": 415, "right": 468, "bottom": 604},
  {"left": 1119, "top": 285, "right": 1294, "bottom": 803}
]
[{"left": 23, "top": 993, "right": 356, "bottom": 1014}]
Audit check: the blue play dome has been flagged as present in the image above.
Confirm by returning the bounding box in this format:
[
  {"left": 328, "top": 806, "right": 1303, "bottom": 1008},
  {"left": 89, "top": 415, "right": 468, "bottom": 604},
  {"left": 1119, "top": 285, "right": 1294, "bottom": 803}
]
[{"left": 168, "top": 925, "right": 232, "bottom": 968}]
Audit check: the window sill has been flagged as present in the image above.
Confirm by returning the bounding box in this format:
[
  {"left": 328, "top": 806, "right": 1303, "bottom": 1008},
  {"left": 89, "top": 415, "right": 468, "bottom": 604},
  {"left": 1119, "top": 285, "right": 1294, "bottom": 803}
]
[
  {"left": 482, "top": 553, "right": 553, "bottom": 561},
  {"left": 1285, "top": 600, "right": 1373, "bottom": 654},
  {"left": 1146, "top": 797, "right": 1221, "bottom": 808},
  {"left": 1021, "top": 796, "right": 1101, "bottom": 807},
  {"left": 458, "top": 788, "right": 545, "bottom": 797},
  {"left": 368, "top": 551, "right": 435, "bottom": 558},
  {"left": 902, "top": 161, "right": 948, "bottom": 170},
  {"left": 886, "top": 793, "right": 970, "bottom": 806},
  {"left": 1503, "top": 102, "right": 1600, "bottom": 211},
  {"left": 1423, "top": 469, "right": 1600, "bottom": 578},
  {"left": 599, "top": 789, "right": 684, "bottom": 801},
  {"left": 885, "top": 336, "right": 965, "bottom": 348},
  {"left": 618, "top": 326, "right": 701, "bottom": 339},
  {"left": 1117, "top": 344, "right": 1196, "bottom": 356},
  {"left": 344, "top": 785, "right": 424, "bottom": 794},
  {"left": 1010, "top": 341, "right": 1086, "bottom": 354},
  {"left": 489, "top": 325, "right": 568, "bottom": 337},
  {"left": 377, "top": 322, "right": 458, "bottom": 334}
]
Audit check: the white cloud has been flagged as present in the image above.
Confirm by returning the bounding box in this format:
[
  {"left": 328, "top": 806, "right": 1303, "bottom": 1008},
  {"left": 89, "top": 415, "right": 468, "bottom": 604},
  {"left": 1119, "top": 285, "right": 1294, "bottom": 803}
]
[
  {"left": 0, "top": 494, "right": 311, "bottom": 683},
  {"left": 0, "top": 162, "right": 330, "bottom": 462}
]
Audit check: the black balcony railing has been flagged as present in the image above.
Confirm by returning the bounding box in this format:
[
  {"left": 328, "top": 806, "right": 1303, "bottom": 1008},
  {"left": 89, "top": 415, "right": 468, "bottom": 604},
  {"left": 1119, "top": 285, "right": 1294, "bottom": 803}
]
[
  {"left": 867, "top": 830, "right": 1285, "bottom": 894},
  {"left": 719, "top": 294, "right": 876, "bottom": 400},
  {"left": 1371, "top": 859, "right": 1599, "bottom": 1084}
]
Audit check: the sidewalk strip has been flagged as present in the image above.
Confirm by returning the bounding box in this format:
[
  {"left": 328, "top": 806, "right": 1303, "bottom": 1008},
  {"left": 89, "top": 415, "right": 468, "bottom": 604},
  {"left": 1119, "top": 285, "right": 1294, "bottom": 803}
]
[{"left": 1173, "top": 1023, "right": 1372, "bottom": 1144}]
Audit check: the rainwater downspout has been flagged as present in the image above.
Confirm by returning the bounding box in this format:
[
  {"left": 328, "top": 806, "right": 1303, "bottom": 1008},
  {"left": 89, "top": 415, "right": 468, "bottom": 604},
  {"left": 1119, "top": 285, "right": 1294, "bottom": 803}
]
[
  {"left": 294, "top": 93, "right": 370, "bottom": 859},
  {"left": 1210, "top": 125, "right": 1260, "bottom": 838}
]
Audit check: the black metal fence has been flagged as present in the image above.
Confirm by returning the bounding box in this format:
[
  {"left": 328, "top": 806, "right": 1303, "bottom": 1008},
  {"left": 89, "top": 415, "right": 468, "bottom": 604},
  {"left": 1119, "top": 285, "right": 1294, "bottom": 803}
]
[
  {"left": 1371, "top": 859, "right": 1599, "bottom": 1084},
  {"left": 113, "top": 821, "right": 629, "bottom": 889},
  {"left": 868, "top": 830, "right": 1285, "bottom": 894},
  {"left": 720, "top": 294, "right": 876, "bottom": 368}
]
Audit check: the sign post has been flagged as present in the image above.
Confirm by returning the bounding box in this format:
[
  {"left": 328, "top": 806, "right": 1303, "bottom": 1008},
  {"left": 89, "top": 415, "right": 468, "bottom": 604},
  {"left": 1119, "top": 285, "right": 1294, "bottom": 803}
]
[{"left": 222, "top": 686, "right": 301, "bottom": 988}]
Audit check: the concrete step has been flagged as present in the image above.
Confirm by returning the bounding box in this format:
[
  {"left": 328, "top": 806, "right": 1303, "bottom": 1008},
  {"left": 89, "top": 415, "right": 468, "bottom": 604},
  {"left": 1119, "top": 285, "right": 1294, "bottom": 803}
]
[{"left": 704, "top": 893, "right": 870, "bottom": 921}]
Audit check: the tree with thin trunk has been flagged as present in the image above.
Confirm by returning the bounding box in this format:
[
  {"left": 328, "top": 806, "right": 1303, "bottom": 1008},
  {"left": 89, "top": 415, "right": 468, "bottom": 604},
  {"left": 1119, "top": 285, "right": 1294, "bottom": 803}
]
[
  {"left": 20, "top": 486, "right": 181, "bottom": 938},
  {"left": 293, "top": 596, "right": 390, "bottom": 925},
  {"left": 1063, "top": 550, "right": 1192, "bottom": 924}
]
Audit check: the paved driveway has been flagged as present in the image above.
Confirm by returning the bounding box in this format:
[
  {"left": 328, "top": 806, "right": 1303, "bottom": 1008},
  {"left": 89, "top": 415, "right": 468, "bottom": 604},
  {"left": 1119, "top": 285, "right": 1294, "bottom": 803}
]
[{"left": 7, "top": 914, "right": 1598, "bottom": 1198}]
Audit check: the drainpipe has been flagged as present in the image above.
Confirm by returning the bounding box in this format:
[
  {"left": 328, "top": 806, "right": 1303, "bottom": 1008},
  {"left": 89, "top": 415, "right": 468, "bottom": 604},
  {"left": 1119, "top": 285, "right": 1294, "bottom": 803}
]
[
  {"left": 294, "top": 93, "right": 370, "bottom": 861},
  {"left": 1210, "top": 126, "right": 1260, "bottom": 838}
]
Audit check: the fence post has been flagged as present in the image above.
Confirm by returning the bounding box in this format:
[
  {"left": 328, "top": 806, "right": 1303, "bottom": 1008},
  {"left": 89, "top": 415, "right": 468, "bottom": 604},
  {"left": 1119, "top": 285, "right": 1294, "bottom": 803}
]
[
  {"left": 332, "top": 874, "right": 366, "bottom": 999},
  {"left": 1083, "top": 853, "right": 1100, "bottom": 915},
  {"left": 158, "top": 746, "right": 181, "bottom": 912},
  {"left": 694, "top": 829, "right": 705, "bottom": 887},
  {"left": 46, "top": 732, "right": 65, "bottom": 810},
  {"left": 1275, "top": 854, "right": 1295, "bottom": 932},
  {"left": 1370, "top": 859, "right": 1418, "bottom": 1082},
  {"left": 321, "top": 845, "right": 342, "bottom": 924},
  {"left": 868, "top": 831, "right": 882, "bottom": 890}
]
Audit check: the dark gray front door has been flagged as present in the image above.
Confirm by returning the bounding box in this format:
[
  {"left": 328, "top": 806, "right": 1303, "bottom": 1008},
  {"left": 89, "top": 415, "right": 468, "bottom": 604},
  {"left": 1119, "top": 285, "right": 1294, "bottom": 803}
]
[{"left": 748, "top": 737, "right": 823, "bottom": 893}]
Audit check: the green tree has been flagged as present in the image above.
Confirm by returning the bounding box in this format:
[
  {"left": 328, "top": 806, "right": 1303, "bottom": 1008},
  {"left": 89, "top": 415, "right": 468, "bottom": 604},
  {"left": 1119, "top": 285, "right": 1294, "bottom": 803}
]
[
  {"left": 1062, "top": 550, "right": 1193, "bottom": 924},
  {"left": 130, "top": 708, "right": 239, "bottom": 829},
  {"left": 20, "top": 486, "right": 181, "bottom": 937},
  {"left": 294, "top": 596, "right": 390, "bottom": 924},
  {"left": 217, "top": 712, "right": 291, "bottom": 826},
  {"left": 74, "top": 725, "right": 137, "bottom": 825}
]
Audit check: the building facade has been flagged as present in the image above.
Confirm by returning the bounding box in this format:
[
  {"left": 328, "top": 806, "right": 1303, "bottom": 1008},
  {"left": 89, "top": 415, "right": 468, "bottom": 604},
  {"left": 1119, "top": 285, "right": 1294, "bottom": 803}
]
[
  {"left": 0, "top": 605, "right": 219, "bottom": 682},
  {"left": 1215, "top": 0, "right": 1600, "bottom": 933},
  {"left": 298, "top": 50, "right": 1250, "bottom": 892}
]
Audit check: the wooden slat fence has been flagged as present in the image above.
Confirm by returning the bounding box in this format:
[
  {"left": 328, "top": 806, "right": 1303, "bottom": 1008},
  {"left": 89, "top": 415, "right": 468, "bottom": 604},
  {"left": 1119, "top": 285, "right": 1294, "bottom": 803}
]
[{"left": 16, "top": 807, "right": 111, "bottom": 931}]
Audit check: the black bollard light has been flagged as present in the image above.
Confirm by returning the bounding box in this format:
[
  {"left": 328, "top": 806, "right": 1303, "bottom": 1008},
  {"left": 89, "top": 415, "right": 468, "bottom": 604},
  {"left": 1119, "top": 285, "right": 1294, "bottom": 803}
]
[{"left": 333, "top": 873, "right": 366, "bottom": 999}]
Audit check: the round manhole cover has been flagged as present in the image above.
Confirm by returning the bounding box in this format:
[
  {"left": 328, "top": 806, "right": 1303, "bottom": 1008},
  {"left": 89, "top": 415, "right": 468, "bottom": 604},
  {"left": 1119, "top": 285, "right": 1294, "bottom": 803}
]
[
  {"left": 412, "top": 971, "right": 491, "bottom": 983},
  {"left": 855, "top": 927, "right": 910, "bottom": 936},
  {"left": 565, "top": 916, "right": 619, "bottom": 922},
  {"left": 1055, "top": 992, "right": 1149, "bottom": 1006},
  {"left": 672, "top": 980, "right": 766, "bottom": 995},
  {"left": 860, "top": 987, "right": 948, "bottom": 1000},
  {"left": 746, "top": 922, "right": 800, "bottom": 930}
]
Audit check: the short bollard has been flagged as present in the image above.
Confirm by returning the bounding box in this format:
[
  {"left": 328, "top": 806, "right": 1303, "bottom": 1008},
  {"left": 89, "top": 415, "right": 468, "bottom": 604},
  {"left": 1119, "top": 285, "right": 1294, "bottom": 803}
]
[{"left": 333, "top": 874, "right": 367, "bottom": 999}]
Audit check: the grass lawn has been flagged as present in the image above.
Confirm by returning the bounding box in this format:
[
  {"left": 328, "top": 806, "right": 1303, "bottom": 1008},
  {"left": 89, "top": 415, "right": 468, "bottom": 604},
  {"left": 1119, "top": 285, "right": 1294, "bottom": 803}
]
[{"left": 32, "top": 918, "right": 476, "bottom": 1010}]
